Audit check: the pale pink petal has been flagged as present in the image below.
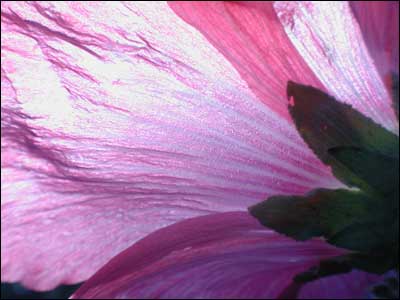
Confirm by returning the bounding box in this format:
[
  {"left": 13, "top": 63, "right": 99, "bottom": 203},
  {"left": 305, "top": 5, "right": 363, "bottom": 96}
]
[
  {"left": 274, "top": 2, "right": 398, "bottom": 132},
  {"left": 71, "top": 212, "right": 377, "bottom": 299},
  {"left": 1, "top": 2, "right": 339, "bottom": 290},
  {"left": 350, "top": 1, "right": 399, "bottom": 79}
]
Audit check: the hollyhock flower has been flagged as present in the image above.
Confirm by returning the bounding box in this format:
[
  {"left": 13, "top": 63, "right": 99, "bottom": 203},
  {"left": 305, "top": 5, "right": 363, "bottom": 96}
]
[{"left": 1, "top": 1, "right": 398, "bottom": 299}]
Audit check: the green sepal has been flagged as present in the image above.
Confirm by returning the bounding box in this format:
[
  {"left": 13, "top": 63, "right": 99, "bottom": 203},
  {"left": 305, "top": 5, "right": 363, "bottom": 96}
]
[
  {"left": 250, "top": 189, "right": 368, "bottom": 243},
  {"left": 328, "top": 146, "right": 399, "bottom": 197},
  {"left": 287, "top": 81, "right": 399, "bottom": 191},
  {"left": 249, "top": 188, "right": 397, "bottom": 253}
]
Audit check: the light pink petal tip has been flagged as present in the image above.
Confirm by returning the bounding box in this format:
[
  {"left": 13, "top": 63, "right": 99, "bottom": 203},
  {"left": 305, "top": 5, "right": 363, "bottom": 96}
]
[
  {"left": 71, "top": 212, "right": 379, "bottom": 299},
  {"left": 1, "top": 2, "right": 339, "bottom": 290}
]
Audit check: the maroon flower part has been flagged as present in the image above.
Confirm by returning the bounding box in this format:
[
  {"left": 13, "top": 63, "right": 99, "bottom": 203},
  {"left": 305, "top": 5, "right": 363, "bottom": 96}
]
[
  {"left": 71, "top": 212, "right": 378, "bottom": 299},
  {"left": 350, "top": 1, "right": 399, "bottom": 79},
  {"left": 1, "top": 1, "right": 398, "bottom": 297}
]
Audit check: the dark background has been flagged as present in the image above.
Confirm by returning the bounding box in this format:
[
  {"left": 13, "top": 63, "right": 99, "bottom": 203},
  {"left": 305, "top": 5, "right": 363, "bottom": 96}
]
[{"left": 1, "top": 283, "right": 81, "bottom": 299}]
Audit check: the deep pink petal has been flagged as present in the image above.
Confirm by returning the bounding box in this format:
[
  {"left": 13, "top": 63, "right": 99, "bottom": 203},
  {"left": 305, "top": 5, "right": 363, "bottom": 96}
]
[
  {"left": 168, "top": 1, "right": 325, "bottom": 122},
  {"left": 71, "top": 212, "right": 377, "bottom": 299},
  {"left": 350, "top": 1, "right": 399, "bottom": 79},
  {"left": 273, "top": 2, "right": 398, "bottom": 132},
  {"left": 1, "top": 2, "right": 338, "bottom": 290}
]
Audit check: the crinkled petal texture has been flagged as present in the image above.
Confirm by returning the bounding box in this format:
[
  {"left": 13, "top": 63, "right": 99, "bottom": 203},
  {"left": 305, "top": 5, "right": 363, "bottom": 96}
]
[
  {"left": 1, "top": 1, "right": 395, "bottom": 291},
  {"left": 72, "top": 212, "right": 379, "bottom": 299},
  {"left": 1, "top": 1, "right": 340, "bottom": 290}
]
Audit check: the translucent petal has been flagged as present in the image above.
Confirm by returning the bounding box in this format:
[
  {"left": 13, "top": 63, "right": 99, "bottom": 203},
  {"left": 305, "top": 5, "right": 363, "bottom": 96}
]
[{"left": 1, "top": 2, "right": 338, "bottom": 290}]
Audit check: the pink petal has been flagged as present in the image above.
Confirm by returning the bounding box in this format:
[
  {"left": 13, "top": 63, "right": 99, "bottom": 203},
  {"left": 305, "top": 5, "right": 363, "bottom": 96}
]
[
  {"left": 1, "top": 2, "right": 339, "bottom": 290},
  {"left": 71, "top": 212, "right": 377, "bottom": 299},
  {"left": 168, "top": 2, "right": 325, "bottom": 122},
  {"left": 273, "top": 2, "right": 398, "bottom": 132},
  {"left": 350, "top": 1, "right": 399, "bottom": 79},
  {"left": 169, "top": 2, "right": 397, "bottom": 131}
]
